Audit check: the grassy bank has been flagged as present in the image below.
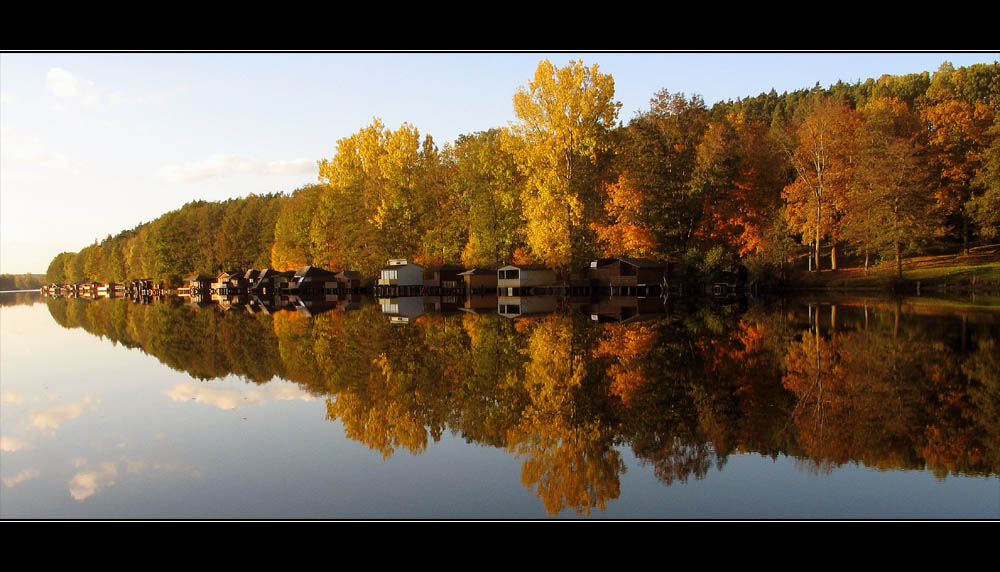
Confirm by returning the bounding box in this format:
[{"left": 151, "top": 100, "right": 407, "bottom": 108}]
[{"left": 783, "top": 245, "right": 1000, "bottom": 293}]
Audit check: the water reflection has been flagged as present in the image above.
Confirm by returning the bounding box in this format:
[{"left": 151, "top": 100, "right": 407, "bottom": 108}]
[{"left": 34, "top": 292, "right": 1000, "bottom": 515}]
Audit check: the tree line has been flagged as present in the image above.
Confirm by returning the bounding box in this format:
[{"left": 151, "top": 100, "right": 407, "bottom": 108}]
[
  {"left": 0, "top": 273, "right": 45, "bottom": 291},
  {"left": 46, "top": 60, "right": 1000, "bottom": 285}
]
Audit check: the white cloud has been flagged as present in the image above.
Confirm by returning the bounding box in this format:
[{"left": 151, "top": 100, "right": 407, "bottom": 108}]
[
  {"left": 106, "top": 85, "right": 186, "bottom": 108},
  {"left": 165, "top": 382, "right": 316, "bottom": 410},
  {"left": 0, "top": 124, "right": 79, "bottom": 171},
  {"left": 30, "top": 397, "right": 99, "bottom": 430},
  {"left": 45, "top": 67, "right": 99, "bottom": 107},
  {"left": 3, "top": 469, "right": 40, "bottom": 488},
  {"left": 154, "top": 153, "right": 315, "bottom": 183},
  {"left": 0, "top": 90, "right": 17, "bottom": 105}
]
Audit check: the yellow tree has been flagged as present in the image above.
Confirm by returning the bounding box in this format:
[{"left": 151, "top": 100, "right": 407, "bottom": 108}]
[
  {"left": 509, "top": 60, "right": 620, "bottom": 269},
  {"left": 314, "top": 119, "right": 438, "bottom": 276},
  {"left": 271, "top": 185, "right": 324, "bottom": 271},
  {"left": 782, "top": 97, "right": 860, "bottom": 271}
]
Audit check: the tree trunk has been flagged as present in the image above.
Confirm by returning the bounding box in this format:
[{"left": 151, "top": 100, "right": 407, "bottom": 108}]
[
  {"left": 830, "top": 242, "right": 838, "bottom": 271},
  {"left": 814, "top": 223, "right": 821, "bottom": 273},
  {"left": 963, "top": 213, "right": 969, "bottom": 255},
  {"left": 895, "top": 241, "right": 902, "bottom": 279},
  {"left": 864, "top": 248, "right": 870, "bottom": 273}
]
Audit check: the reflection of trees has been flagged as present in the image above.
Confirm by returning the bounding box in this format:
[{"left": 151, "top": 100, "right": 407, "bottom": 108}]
[
  {"left": 593, "top": 323, "right": 656, "bottom": 406},
  {"left": 607, "top": 304, "right": 796, "bottom": 488},
  {"left": 323, "top": 308, "right": 455, "bottom": 458},
  {"left": 450, "top": 313, "right": 529, "bottom": 447},
  {"left": 781, "top": 303, "right": 999, "bottom": 478},
  {"left": 507, "top": 315, "right": 624, "bottom": 516},
  {"left": 41, "top": 295, "right": 1000, "bottom": 512},
  {"left": 0, "top": 292, "right": 44, "bottom": 306},
  {"left": 507, "top": 315, "right": 625, "bottom": 514},
  {"left": 963, "top": 339, "right": 1000, "bottom": 472}
]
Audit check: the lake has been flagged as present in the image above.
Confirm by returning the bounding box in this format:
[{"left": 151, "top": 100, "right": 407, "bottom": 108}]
[{"left": 1, "top": 290, "right": 997, "bottom": 519}]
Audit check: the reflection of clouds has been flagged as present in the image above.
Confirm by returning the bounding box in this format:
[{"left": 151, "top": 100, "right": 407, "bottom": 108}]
[
  {"left": 3, "top": 469, "right": 40, "bottom": 487},
  {"left": 30, "top": 397, "right": 98, "bottom": 430},
  {"left": 165, "top": 383, "right": 315, "bottom": 411},
  {"left": 0, "top": 436, "right": 31, "bottom": 452},
  {"left": 67, "top": 457, "right": 202, "bottom": 501},
  {"left": 2, "top": 391, "right": 25, "bottom": 404},
  {"left": 68, "top": 462, "right": 117, "bottom": 501}
]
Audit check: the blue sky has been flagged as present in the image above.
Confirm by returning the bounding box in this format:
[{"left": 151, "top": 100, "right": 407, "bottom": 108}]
[{"left": 2, "top": 51, "right": 997, "bottom": 275}]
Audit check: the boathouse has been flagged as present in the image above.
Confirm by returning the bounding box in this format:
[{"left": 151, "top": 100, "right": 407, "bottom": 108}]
[
  {"left": 335, "top": 270, "right": 362, "bottom": 289},
  {"left": 183, "top": 273, "right": 214, "bottom": 293},
  {"left": 497, "top": 265, "right": 557, "bottom": 295},
  {"left": 459, "top": 268, "right": 497, "bottom": 292},
  {"left": 287, "top": 266, "right": 339, "bottom": 296},
  {"left": 585, "top": 257, "right": 668, "bottom": 296},
  {"left": 423, "top": 265, "right": 465, "bottom": 290},
  {"left": 212, "top": 271, "right": 243, "bottom": 295},
  {"left": 251, "top": 269, "right": 294, "bottom": 294},
  {"left": 378, "top": 259, "right": 424, "bottom": 287}
]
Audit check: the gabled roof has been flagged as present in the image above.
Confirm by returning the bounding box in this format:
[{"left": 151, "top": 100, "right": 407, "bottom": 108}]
[
  {"left": 380, "top": 262, "right": 424, "bottom": 271},
  {"left": 459, "top": 268, "right": 496, "bottom": 276},
  {"left": 498, "top": 264, "right": 553, "bottom": 271},
  {"left": 426, "top": 264, "right": 465, "bottom": 273},
  {"left": 294, "top": 265, "right": 338, "bottom": 278},
  {"left": 184, "top": 273, "right": 214, "bottom": 281},
  {"left": 590, "top": 257, "right": 664, "bottom": 268}
]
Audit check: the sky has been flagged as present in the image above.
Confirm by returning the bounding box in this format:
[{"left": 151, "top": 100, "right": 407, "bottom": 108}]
[{"left": 2, "top": 51, "right": 997, "bottom": 275}]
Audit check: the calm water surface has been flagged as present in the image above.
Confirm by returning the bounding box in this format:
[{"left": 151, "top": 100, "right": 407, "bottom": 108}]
[{"left": 2, "top": 291, "right": 998, "bottom": 518}]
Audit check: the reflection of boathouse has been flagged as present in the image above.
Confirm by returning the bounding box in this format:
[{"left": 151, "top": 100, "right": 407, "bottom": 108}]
[
  {"left": 497, "top": 265, "right": 558, "bottom": 296},
  {"left": 212, "top": 271, "right": 243, "bottom": 297},
  {"left": 497, "top": 295, "right": 558, "bottom": 318},
  {"left": 182, "top": 273, "right": 214, "bottom": 303},
  {"left": 379, "top": 296, "right": 425, "bottom": 324},
  {"left": 580, "top": 296, "right": 665, "bottom": 323},
  {"left": 461, "top": 293, "right": 498, "bottom": 314}
]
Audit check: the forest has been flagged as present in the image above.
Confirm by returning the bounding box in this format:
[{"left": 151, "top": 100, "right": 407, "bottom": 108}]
[{"left": 45, "top": 60, "right": 1000, "bottom": 286}]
